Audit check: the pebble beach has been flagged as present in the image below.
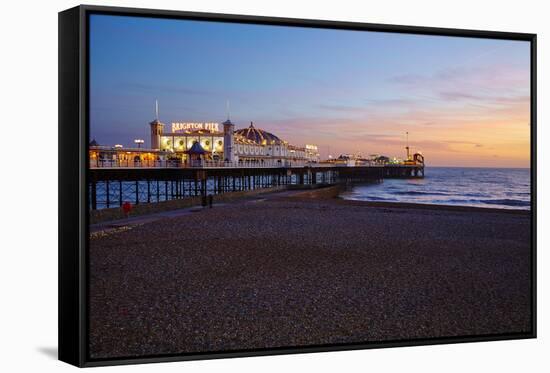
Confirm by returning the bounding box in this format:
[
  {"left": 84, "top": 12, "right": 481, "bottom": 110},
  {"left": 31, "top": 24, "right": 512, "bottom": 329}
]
[{"left": 89, "top": 195, "right": 532, "bottom": 359}]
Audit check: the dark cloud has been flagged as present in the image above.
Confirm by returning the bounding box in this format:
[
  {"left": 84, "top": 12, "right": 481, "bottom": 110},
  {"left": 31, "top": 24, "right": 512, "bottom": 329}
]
[
  {"left": 438, "top": 91, "right": 482, "bottom": 101},
  {"left": 437, "top": 90, "right": 529, "bottom": 106},
  {"left": 364, "top": 98, "right": 417, "bottom": 106}
]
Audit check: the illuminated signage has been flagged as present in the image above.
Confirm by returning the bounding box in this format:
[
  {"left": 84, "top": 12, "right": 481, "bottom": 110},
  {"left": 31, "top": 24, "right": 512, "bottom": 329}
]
[{"left": 171, "top": 122, "right": 219, "bottom": 132}]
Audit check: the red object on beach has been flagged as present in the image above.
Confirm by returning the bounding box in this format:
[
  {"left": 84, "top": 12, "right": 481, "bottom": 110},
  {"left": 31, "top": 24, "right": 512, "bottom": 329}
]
[{"left": 122, "top": 202, "right": 132, "bottom": 215}]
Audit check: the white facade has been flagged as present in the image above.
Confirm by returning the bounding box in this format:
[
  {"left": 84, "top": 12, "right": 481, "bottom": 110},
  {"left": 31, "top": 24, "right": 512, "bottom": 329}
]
[{"left": 152, "top": 119, "right": 318, "bottom": 164}]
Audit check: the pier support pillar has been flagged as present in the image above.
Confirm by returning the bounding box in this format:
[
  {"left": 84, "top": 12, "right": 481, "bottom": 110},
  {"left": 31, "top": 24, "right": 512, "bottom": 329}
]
[
  {"left": 91, "top": 181, "right": 97, "bottom": 210},
  {"left": 105, "top": 181, "right": 110, "bottom": 208},
  {"left": 135, "top": 180, "right": 139, "bottom": 205},
  {"left": 119, "top": 181, "right": 123, "bottom": 206}
]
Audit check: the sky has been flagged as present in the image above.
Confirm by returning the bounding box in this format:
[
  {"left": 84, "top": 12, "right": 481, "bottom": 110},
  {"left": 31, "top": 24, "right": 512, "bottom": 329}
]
[{"left": 89, "top": 14, "right": 531, "bottom": 167}]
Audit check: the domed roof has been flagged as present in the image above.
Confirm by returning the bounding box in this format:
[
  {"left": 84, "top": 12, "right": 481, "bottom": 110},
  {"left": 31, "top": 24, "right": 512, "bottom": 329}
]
[
  {"left": 234, "top": 122, "right": 282, "bottom": 145},
  {"left": 184, "top": 141, "right": 210, "bottom": 154},
  {"left": 149, "top": 119, "right": 164, "bottom": 125}
]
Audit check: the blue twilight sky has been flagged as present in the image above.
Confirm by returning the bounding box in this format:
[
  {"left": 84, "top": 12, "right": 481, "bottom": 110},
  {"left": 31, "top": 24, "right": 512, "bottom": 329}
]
[{"left": 89, "top": 14, "right": 531, "bottom": 167}]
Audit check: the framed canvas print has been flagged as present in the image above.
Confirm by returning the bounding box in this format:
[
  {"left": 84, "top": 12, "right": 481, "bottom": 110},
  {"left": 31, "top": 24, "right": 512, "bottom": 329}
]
[{"left": 59, "top": 5, "right": 536, "bottom": 367}]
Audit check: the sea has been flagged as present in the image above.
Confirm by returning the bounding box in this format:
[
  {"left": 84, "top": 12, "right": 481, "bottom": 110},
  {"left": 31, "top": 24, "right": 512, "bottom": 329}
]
[{"left": 339, "top": 167, "right": 531, "bottom": 210}]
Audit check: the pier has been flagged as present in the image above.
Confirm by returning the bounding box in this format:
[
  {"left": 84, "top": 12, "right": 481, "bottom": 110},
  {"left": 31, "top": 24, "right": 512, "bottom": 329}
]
[
  {"left": 89, "top": 117, "right": 426, "bottom": 211},
  {"left": 89, "top": 164, "right": 424, "bottom": 210}
]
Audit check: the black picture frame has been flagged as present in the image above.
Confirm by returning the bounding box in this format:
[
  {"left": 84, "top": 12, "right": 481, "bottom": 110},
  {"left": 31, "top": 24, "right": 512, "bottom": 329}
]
[{"left": 59, "top": 4, "right": 537, "bottom": 367}]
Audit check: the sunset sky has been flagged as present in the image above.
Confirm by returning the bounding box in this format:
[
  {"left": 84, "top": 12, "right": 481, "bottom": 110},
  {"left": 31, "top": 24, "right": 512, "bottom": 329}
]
[{"left": 89, "top": 14, "right": 531, "bottom": 168}]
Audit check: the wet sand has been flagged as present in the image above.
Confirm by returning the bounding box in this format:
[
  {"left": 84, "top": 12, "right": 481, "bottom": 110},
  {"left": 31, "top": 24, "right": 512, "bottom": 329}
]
[{"left": 89, "top": 196, "right": 532, "bottom": 359}]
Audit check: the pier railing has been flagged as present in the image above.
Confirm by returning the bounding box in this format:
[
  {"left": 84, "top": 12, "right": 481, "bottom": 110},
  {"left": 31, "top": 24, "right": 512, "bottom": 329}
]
[
  {"left": 88, "top": 159, "right": 412, "bottom": 169},
  {"left": 89, "top": 159, "right": 339, "bottom": 169}
]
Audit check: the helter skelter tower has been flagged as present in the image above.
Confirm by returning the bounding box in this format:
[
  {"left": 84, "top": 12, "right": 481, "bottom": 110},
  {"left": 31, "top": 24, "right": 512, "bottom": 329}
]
[
  {"left": 405, "top": 131, "right": 411, "bottom": 161},
  {"left": 149, "top": 99, "right": 164, "bottom": 150}
]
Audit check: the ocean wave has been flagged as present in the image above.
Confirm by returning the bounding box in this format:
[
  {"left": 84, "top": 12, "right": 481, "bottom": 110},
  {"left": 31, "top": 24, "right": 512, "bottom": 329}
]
[
  {"left": 342, "top": 168, "right": 531, "bottom": 210},
  {"left": 480, "top": 199, "right": 531, "bottom": 207},
  {"left": 344, "top": 195, "right": 398, "bottom": 202},
  {"left": 364, "top": 196, "right": 397, "bottom": 201},
  {"left": 436, "top": 199, "right": 480, "bottom": 204},
  {"left": 509, "top": 192, "right": 531, "bottom": 196},
  {"left": 433, "top": 198, "right": 530, "bottom": 207},
  {"left": 393, "top": 190, "right": 450, "bottom": 196},
  {"left": 462, "top": 193, "right": 485, "bottom": 197}
]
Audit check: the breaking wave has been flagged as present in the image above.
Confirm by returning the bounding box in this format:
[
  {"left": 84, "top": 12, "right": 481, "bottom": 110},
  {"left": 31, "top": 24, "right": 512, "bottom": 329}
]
[{"left": 340, "top": 167, "right": 531, "bottom": 210}]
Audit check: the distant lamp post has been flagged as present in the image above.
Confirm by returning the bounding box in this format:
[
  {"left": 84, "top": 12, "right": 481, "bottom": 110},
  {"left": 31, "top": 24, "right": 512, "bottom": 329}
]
[{"left": 134, "top": 139, "right": 144, "bottom": 149}]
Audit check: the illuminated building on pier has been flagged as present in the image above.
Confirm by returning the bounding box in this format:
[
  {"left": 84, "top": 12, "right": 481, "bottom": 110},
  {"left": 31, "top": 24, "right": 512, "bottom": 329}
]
[
  {"left": 155, "top": 119, "right": 320, "bottom": 164},
  {"left": 90, "top": 104, "right": 320, "bottom": 166}
]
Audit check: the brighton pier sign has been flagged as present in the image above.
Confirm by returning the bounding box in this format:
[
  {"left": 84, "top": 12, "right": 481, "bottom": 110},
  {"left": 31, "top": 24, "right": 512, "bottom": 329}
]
[{"left": 171, "top": 122, "right": 220, "bottom": 133}]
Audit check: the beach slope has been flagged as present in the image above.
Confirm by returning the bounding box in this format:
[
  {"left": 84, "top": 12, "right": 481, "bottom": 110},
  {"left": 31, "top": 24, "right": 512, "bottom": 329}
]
[{"left": 89, "top": 197, "right": 532, "bottom": 358}]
